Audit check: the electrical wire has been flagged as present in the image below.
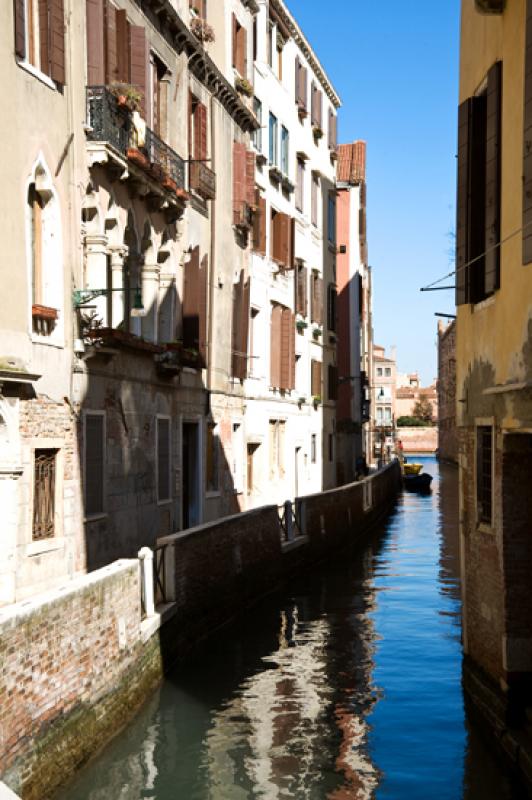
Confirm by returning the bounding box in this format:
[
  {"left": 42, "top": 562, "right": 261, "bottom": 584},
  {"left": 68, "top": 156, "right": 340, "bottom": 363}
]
[{"left": 419, "top": 218, "right": 532, "bottom": 293}]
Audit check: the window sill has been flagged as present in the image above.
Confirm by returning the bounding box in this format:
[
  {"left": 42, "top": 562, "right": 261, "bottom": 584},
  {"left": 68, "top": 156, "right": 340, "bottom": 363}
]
[
  {"left": 16, "top": 59, "right": 57, "bottom": 91},
  {"left": 473, "top": 295, "right": 496, "bottom": 313},
  {"left": 477, "top": 521, "right": 495, "bottom": 534},
  {"left": 26, "top": 537, "right": 65, "bottom": 557}
]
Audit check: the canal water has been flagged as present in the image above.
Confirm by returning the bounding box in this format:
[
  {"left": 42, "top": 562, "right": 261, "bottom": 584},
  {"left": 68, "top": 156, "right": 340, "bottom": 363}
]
[{"left": 57, "top": 457, "right": 525, "bottom": 799}]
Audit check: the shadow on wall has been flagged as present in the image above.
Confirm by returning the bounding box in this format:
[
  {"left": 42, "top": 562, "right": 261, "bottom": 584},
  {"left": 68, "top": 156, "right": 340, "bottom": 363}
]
[{"left": 76, "top": 196, "right": 238, "bottom": 573}]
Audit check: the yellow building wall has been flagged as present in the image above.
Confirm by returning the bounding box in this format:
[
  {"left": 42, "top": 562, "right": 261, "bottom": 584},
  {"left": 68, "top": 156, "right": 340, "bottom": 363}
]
[{"left": 457, "top": 0, "right": 532, "bottom": 433}]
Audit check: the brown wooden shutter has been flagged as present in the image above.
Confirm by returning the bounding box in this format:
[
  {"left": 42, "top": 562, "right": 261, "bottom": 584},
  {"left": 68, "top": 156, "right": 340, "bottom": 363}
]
[
  {"left": 116, "top": 9, "right": 129, "bottom": 82},
  {"left": 199, "top": 254, "right": 208, "bottom": 366},
  {"left": 14, "top": 0, "right": 26, "bottom": 58},
  {"left": 183, "top": 246, "right": 200, "bottom": 350},
  {"left": 280, "top": 307, "right": 292, "bottom": 389},
  {"left": 195, "top": 102, "right": 207, "bottom": 160},
  {"left": 272, "top": 211, "right": 282, "bottom": 263},
  {"left": 232, "top": 13, "right": 237, "bottom": 69},
  {"left": 277, "top": 214, "right": 290, "bottom": 268},
  {"left": 315, "top": 277, "right": 323, "bottom": 324},
  {"left": 86, "top": 0, "right": 104, "bottom": 84},
  {"left": 296, "top": 264, "right": 307, "bottom": 316},
  {"left": 231, "top": 274, "right": 242, "bottom": 378},
  {"left": 253, "top": 192, "right": 267, "bottom": 255},
  {"left": 525, "top": 2, "right": 532, "bottom": 264},
  {"left": 39, "top": 0, "right": 50, "bottom": 76},
  {"left": 300, "top": 66, "right": 308, "bottom": 111},
  {"left": 289, "top": 313, "right": 296, "bottom": 389},
  {"left": 270, "top": 305, "right": 282, "bottom": 387},
  {"left": 317, "top": 90, "right": 322, "bottom": 128},
  {"left": 456, "top": 99, "right": 472, "bottom": 305},
  {"left": 233, "top": 141, "right": 246, "bottom": 225},
  {"left": 241, "top": 25, "right": 247, "bottom": 78},
  {"left": 245, "top": 150, "right": 255, "bottom": 207},
  {"left": 104, "top": 0, "right": 117, "bottom": 84},
  {"left": 311, "top": 360, "right": 322, "bottom": 397},
  {"left": 49, "top": 0, "right": 66, "bottom": 83},
  {"left": 289, "top": 217, "right": 295, "bottom": 268},
  {"left": 485, "top": 61, "right": 502, "bottom": 295},
  {"left": 129, "top": 25, "right": 147, "bottom": 116},
  {"left": 295, "top": 56, "right": 300, "bottom": 104}
]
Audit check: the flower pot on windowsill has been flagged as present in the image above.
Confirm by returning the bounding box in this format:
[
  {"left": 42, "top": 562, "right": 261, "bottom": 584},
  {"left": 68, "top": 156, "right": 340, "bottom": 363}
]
[
  {"left": 235, "top": 76, "right": 253, "bottom": 97},
  {"left": 312, "top": 125, "right": 324, "bottom": 140},
  {"left": 296, "top": 320, "right": 308, "bottom": 333},
  {"left": 312, "top": 327, "right": 322, "bottom": 340},
  {"left": 109, "top": 82, "right": 142, "bottom": 112},
  {"left": 127, "top": 147, "right": 149, "bottom": 171},
  {"left": 162, "top": 175, "right": 178, "bottom": 192},
  {"left": 175, "top": 187, "right": 190, "bottom": 202},
  {"left": 269, "top": 165, "right": 282, "bottom": 183},
  {"left": 32, "top": 304, "right": 58, "bottom": 321},
  {"left": 297, "top": 396, "right": 306, "bottom": 407},
  {"left": 190, "top": 17, "right": 215, "bottom": 43},
  {"left": 149, "top": 163, "right": 166, "bottom": 182},
  {"left": 312, "top": 395, "right": 322, "bottom": 408},
  {"left": 330, "top": 149, "right": 338, "bottom": 162}
]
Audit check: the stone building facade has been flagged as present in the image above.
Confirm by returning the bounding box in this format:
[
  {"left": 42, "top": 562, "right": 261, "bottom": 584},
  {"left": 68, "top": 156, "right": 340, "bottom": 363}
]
[
  {"left": 437, "top": 320, "right": 457, "bottom": 463},
  {"left": 1, "top": 0, "right": 344, "bottom": 605},
  {"left": 336, "top": 141, "right": 373, "bottom": 483},
  {"left": 456, "top": 0, "right": 532, "bottom": 756},
  {"left": 243, "top": 0, "right": 341, "bottom": 505}
]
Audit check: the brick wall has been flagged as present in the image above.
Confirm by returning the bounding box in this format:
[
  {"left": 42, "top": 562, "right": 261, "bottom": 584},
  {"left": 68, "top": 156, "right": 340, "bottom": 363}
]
[
  {"left": 0, "top": 560, "right": 163, "bottom": 800},
  {"left": 438, "top": 321, "right": 457, "bottom": 463},
  {"left": 397, "top": 426, "right": 438, "bottom": 454}
]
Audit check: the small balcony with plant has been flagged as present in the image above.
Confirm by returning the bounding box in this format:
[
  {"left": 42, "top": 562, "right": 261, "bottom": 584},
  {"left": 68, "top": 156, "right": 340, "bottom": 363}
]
[{"left": 85, "top": 86, "right": 188, "bottom": 214}]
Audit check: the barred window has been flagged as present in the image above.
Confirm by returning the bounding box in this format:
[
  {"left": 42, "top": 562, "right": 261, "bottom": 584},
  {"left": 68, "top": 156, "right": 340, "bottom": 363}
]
[
  {"left": 33, "top": 449, "right": 57, "bottom": 540},
  {"left": 476, "top": 425, "right": 493, "bottom": 525}
]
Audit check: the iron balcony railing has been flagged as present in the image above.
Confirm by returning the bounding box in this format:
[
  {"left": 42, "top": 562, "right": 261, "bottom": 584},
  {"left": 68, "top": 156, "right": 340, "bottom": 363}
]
[{"left": 86, "top": 86, "right": 186, "bottom": 191}]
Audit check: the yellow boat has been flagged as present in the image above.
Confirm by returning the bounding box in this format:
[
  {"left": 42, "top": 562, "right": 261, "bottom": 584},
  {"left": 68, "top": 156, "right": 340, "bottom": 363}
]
[{"left": 403, "top": 462, "right": 423, "bottom": 476}]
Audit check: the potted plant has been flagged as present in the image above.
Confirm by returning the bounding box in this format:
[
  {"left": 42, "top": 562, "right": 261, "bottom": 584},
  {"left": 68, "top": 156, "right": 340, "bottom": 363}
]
[
  {"left": 235, "top": 76, "right": 253, "bottom": 97},
  {"left": 190, "top": 17, "right": 215, "bottom": 42},
  {"left": 312, "top": 326, "right": 322, "bottom": 339},
  {"left": 312, "top": 125, "right": 324, "bottom": 140},
  {"left": 312, "top": 394, "right": 322, "bottom": 408},
  {"left": 109, "top": 82, "right": 142, "bottom": 112},
  {"left": 126, "top": 147, "right": 150, "bottom": 170},
  {"left": 296, "top": 319, "right": 308, "bottom": 333},
  {"left": 297, "top": 396, "right": 306, "bottom": 407}
]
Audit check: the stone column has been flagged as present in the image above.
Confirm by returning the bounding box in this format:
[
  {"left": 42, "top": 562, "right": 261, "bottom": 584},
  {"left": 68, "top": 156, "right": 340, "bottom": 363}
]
[
  {"left": 158, "top": 273, "right": 175, "bottom": 343},
  {"left": 138, "top": 547, "right": 155, "bottom": 617},
  {"left": 141, "top": 262, "right": 160, "bottom": 343},
  {"left": 109, "top": 246, "right": 126, "bottom": 330},
  {"left": 84, "top": 234, "right": 109, "bottom": 326}
]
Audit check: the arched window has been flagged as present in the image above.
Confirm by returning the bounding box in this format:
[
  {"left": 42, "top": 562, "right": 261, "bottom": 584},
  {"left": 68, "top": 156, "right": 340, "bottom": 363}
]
[{"left": 26, "top": 161, "right": 63, "bottom": 341}]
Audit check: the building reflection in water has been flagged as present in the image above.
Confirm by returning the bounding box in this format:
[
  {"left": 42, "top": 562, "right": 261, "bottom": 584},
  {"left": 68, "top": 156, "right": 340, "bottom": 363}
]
[{"left": 203, "top": 565, "right": 381, "bottom": 799}]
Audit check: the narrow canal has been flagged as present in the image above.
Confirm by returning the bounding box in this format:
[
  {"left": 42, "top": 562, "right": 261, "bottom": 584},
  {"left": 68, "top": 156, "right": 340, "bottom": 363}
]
[{"left": 57, "top": 457, "right": 524, "bottom": 799}]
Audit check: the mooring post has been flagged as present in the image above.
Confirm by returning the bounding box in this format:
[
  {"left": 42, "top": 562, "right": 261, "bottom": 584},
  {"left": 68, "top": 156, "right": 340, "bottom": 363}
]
[
  {"left": 284, "top": 499, "right": 294, "bottom": 542},
  {"left": 138, "top": 546, "right": 155, "bottom": 617}
]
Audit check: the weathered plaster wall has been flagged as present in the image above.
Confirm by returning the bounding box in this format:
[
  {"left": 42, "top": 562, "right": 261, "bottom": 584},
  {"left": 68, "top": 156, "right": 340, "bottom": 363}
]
[{"left": 396, "top": 426, "right": 438, "bottom": 454}]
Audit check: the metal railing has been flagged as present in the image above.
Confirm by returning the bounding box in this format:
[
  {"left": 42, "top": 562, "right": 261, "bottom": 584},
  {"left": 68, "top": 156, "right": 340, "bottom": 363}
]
[
  {"left": 189, "top": 160, "right": 216, "bottom": 200},
  {"left": 278, "top": 500, "right": 303, "bottom": 543},
  {"left": 86, "top": 86, "right": 186, "bottom": 191}
]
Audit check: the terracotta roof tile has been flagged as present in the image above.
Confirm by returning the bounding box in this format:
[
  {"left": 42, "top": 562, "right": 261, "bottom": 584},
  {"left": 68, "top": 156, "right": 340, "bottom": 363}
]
[{"left": 337, "top": 141, "right": 366, "bottom": 184}]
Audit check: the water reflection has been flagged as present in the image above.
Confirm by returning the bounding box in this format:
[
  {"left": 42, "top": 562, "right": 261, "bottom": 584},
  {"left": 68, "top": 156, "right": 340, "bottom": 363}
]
[{"left": 57, "top": 457, "right": 521, "bottom": 800}]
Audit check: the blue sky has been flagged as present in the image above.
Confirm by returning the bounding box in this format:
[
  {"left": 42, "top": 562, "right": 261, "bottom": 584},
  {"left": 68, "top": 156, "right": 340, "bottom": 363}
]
[{"left": 287, "top": 0, "right": 461, "bottom": 384}]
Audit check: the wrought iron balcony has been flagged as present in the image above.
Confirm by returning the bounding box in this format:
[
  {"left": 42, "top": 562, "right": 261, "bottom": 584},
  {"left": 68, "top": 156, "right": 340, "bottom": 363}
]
[
  {"left": 189, "top": 161, "right": 216, "bottom": 200},
  {"left": 86, "top": 86, "right": 186, "bottom": 194}
]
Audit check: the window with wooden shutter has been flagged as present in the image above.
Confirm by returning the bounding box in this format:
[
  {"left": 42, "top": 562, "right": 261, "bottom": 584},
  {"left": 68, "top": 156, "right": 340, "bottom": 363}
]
[
  {"left": 233, "top": 141, "right": 247, "bottom": 225},
  {"left": 130, "top": 24, "right": 147, "bottom": 116},
  {"left": 484, "top": 61, "right": 502, "bottom": 295},
  {"left": 84, "top": 413, "right": 105, "bottom": 517},
  {"left": 17, "top": 0, "right": 65, "bottom": 82},
  {"left": 116, "top": 8, "right": 129, "bottom": 82},
  {"left": 270, "top": 304, "right": 282, "bottom": 388},
  {"left": 190, "top": 0, "right": 207, "bottom": 16},
  {"left": 311, "top": 83, "right": 322, "bottom": 128},
  {"left": 296, "top": 158, "right": 305, "bottom": 212},
  {"left": 198, "top": 254, "right": 208, "bottom": 365},
  {"left": 190, "top": 96, "right": 208, "bottom": 160},
  {"left": 33, "top": 448, "right": 57, "bottom": 540},
  {"left": 328, "top": 365, "right": 338, "bottom": 401},
  {"left": 295, "top": 56, "right": 300, "bottom": 105},
  {"left": 14, "top": 0, "right": 26, "bottom": 58},
  {"left": 311, "top": 172, "right": 319, "bottom": 227},
  {"left": 253, "top": 192, "right": 267, "bottom": 255},
  {"left": 311, "top": 359, "right": 322, "bottom": 398},
  {"left": 327, "top": 284, "right": 337, "bottom": 332},
  {"left": 296, "top": 262, "right": 308, "bottom": 316},
  {"left": 231, "top": 270, "right": 250, "bottom": 380},
  {"left": 524, "top": 2, "right": 532, "bottom": 264},
  {"left": 246, "top": 150, "right": 255, "bottom": 207},
  {"left": 86, "top": 0, "right": 105, "bottom": 84},
  {"left": 157, "top": 417, "right": 171, "bottom": 503},
  {"left": 456, "top": 99, "right": 471, "bottom": 305},
  {"left": 183, "top": 245, "right": 200, "bottom": 351},
  {"left": 311, "top": 272, "right": 323, "bottom": 324},
  {"left": 280, "top": 307, "right": 295, "bottom": 390},
  {"left": 233, "top": 13, "right": 247, "bottom": 77},
  {"left": 103, "top": 1, "right": 117, "bottom": 84},
  {"left": 328, "top": 109, "right": 337, "bottom": 150}
]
